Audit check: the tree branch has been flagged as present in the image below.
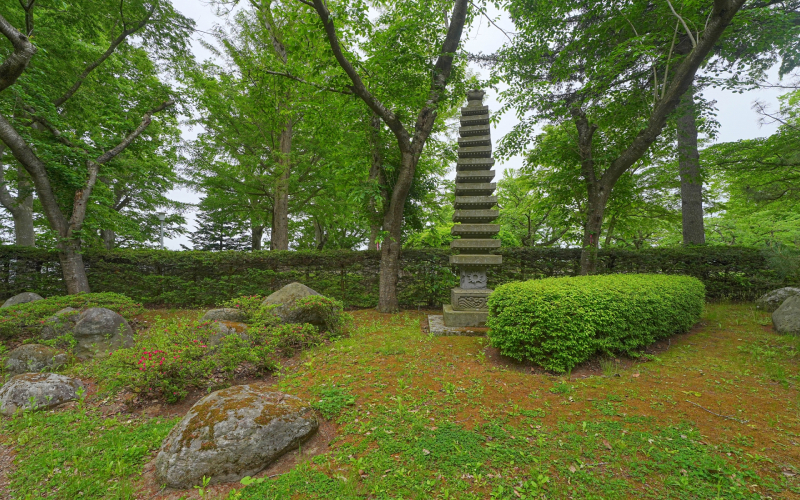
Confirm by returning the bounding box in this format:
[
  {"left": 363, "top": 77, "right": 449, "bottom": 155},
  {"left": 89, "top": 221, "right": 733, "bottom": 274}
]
[
  {"left": 602, "top": 0, "right": 747, "bottom": 187},
  {"left": 53, "top": 4, "right": 155, "bottom": 107},
  {"left": 0, "top": 14, "right": 36, "bottom": 93},
  {"left": 260, "top": 68, "right": 352, "bottom": 95},
  {"left": 0, "top": 112, "right": 68, "bottom": 235},
  {"left": 304, "top": 0, "right": 411, "bottom": 150},
  {"left": 666, "top": 0, "right": 697, "bottom": 48}
]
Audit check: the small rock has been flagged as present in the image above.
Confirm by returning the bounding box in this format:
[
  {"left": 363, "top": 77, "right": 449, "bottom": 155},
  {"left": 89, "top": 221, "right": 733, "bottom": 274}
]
[
  {"left": 5, "top": 344, "right": 68, "bottom": 378},
  {"left": 154, "top": 384, "right": 318, "bottom": 489},
  {"left": 207, "top": 321, "right": 250, "bottom": 347},
  {"left": 1, "top": 292, "right": 44, "bottom": 309},
  {"left": 202, "top": 308, "right": 247, "bottom": 323},
  {"left": 73, "top": 308, "right": 134, "bottom": 359},
  {"left": 773, "top": 295, "right": 800, "bottom": 335},
  {"left": 262, "top": 282, "right": 323, "bottom": 325},
  {"left": 40, "top": 307, "right": 79, "bottom": 340},
  {"left": 756, "top": 287, "right": 800, "bottom": 312},
  {"left": 0, "top": 373, "right": 84, "bottom": 415}
]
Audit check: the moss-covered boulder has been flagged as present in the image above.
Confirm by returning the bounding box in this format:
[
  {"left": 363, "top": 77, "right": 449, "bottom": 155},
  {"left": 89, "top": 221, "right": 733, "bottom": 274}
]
[
  {"left": 1, "top": 292, "right": 43, "bottom": 309},
  {"left": 262, "top": 282, "right": 323, "bottom": 325},
  {"left": 73, "top": 307, "right": 134, "bottom": 359},
  {"left": 5, "top": 344, "right": 68, "bottom": 378},
  {"left": 756, "top": 287, "right": 800, "bottom": 313},
  {"left": 40, "top": 307, "right": 79, "bottom": 340},
  {"left": 201, "top": 308, "right": 247, "bottom": 323},
  {"left": 154, "top": 384, "right": 317, "bottom": 489},
  {"left": 0, "top": 373, "right": 84, "bottom": 415}
]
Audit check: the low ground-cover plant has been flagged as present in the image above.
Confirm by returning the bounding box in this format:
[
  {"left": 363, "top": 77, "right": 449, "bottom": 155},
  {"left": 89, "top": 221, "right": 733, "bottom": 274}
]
[
  {"left": 90, "top": 317, "right": 277, "bottom": 403},
  {"left": 0, "top": 406, "right": 176, "bottom": 499},
  {"left": 487, "top": 274, "right": 705, "bottom": 373},
  {"left": 0, "top": 292, "right": 143, "bottom": 337}
]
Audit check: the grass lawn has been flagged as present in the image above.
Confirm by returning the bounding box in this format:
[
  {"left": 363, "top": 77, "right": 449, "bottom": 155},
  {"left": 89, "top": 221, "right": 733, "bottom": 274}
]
[{"left": 1, "top": 303, "right": 799, "bottom": 499}]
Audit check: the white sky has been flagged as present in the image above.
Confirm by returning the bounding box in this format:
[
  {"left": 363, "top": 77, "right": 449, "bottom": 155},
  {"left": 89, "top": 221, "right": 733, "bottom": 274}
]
[{"left": 166, "top": 1, "right": 788, "bottom": 249}]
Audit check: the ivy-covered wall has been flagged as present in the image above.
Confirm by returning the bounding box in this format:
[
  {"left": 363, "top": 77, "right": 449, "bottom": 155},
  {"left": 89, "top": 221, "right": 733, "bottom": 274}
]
[{"left": 0, "top": 245, "right": 787, "bottom": 307}]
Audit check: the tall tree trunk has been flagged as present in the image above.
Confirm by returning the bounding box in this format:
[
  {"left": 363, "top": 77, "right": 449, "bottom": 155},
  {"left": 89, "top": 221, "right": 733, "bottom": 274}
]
[
  {"left": 58, "top": 239, "right": 89, "bottom": 294},
  {"left": 580, "top": 183, "right": 610, "bottom": 275},
  {"left": 0, "top": 146, "right": 35, "bottom": 246},
  {"left": 678, "top": 87, "right": 705, "bottom": 245},
  {"left": 271, "top": 120, "right": 292, "bottom": 251},
  {"left": 101, "top": 228, "right": 115, "bottom": 250},
  {"left": 12, "top": 166, "right": 34, "bottom": 246},
  {"left": 377, "top": 152, "right": 416, "bottom": 312},
  {"left": 251, "top": 225, "right": 264, "bottom": 251}
]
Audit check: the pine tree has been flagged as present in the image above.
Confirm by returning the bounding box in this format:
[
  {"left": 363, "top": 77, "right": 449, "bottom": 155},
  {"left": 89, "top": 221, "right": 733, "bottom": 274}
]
[{"left": 189, "top": 207, "right": 251, "bottom": 251}]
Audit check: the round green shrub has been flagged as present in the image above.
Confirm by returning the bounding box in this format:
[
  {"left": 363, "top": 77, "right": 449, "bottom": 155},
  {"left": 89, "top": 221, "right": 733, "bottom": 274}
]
[{"left": 486, "top": 274, "right": 705, "bottom": 373}]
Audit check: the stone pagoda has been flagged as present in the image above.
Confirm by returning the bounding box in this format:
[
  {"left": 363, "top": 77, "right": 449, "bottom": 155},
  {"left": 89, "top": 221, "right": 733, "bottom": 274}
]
[{"left": 443, "top": 89, "right": 501, "bottom": 327}]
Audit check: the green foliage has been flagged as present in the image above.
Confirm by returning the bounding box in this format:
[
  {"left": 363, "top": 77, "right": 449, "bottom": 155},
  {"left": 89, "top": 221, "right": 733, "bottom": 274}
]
[
  {"left": 91, "top": 317, "right": 276, "bottom": 403},
  {"left": 311, "top": 384, "right": 356, "bottom": 420},
  {"left": 0, "top": 407, "right": 176, "bottom": 499},
  {"left": 0, "top": 245, "right": 789, "bottom": 308},
  {"left": 292, "top": 295, "right": 349, "bottom": 336},
  {"left": 219, "top": 295, "right": 283, "bottom": 328},
  {"left": 270, "top": 323, "right": 326, "bottom": 357},
  {"left": 487, "top": 274, "right": 705, "bottom": 373},
  {"left": 0, "top": 292, "right": 143, "bottom": 338}
]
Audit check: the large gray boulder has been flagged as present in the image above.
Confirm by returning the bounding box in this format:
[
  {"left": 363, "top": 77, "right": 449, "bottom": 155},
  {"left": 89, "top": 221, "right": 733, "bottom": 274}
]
[
  {"left": 773, "top": 295, "right": 800, "bottom": 335},
  {"left": 1, "top": 292, "right": 43, "bottom": 309},
  {"left": 262, "top": 282, "right": 323, "bottom": 325},
  {"left": 0, "top": 373, "right": 84, "bottom": 415},
  {"left": 40, "top": 307, "right": 79, "bottom": 340},
  {"left": 756, "top": 287, "right": 800, "bottom": 313},
  {"left": 73, "top": 307, "right": 134, "bottom": 359},
  {"left": 202, "top": 308, "right": 247, "bottom": 323},
  {"left": 154, "top": 384, "right": 318, "bottom": 489},
  {"left": 5, "top": 344, "right": 68, "bottom": 378}
]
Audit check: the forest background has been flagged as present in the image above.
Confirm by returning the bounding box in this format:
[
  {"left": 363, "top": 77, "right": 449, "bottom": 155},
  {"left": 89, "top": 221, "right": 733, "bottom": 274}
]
[{"left": 0, "top": 0, "right": 797, "bottom": 310}]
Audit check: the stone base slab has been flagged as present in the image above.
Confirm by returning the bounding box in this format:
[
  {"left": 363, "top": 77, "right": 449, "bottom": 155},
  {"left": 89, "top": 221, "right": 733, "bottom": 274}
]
[
  {"left": 427, "top": 315, "right": 487, "bottom": 336},
  {"left": 443, "top": 304, "right": 488, "bottom": 328}
]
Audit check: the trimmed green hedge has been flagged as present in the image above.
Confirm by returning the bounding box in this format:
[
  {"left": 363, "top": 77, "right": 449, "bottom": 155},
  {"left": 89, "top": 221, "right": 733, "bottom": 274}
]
[
  {"left": 486, "top": 274, "right": 706, "bottom": 373},
  {"left": 0, "top": 245, "right": 787, "bottom": 307}
]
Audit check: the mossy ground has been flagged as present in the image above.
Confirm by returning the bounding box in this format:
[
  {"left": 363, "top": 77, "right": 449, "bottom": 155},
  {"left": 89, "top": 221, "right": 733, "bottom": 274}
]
[{"left": 1, "top": 303, "right": 798, "bottom": 499}]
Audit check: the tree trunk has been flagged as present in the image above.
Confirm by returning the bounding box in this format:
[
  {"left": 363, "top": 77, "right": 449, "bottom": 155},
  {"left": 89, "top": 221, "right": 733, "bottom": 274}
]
[
  {"left": 101, "top": 228, "right": 115, "bottom": 250},
  {"left": 58, "top": 239, "right": 90, "bottom": 294},
  {"left": 580, "top": 183, "right": 610, "bottom": 275},
  {"left": 678, "top": 87, "right": 705, "bottom": 245},
  {"left": 271, "top": 120, "right": 292, "bottom": 251},
  {"left": 251, "top": 225, "right": 264, "bottom": 251},
  {"left": 313, "top": 219, "right": 328, "bottom": 250},
  {"left": 377, "top": 152, "right": 416, "bottom": 312},
  {"left": 0, "top": 147, "right": 35, "bottom": 246},
  {"left": 12, "top": 165, "right": 34, "bottom": 246}
]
